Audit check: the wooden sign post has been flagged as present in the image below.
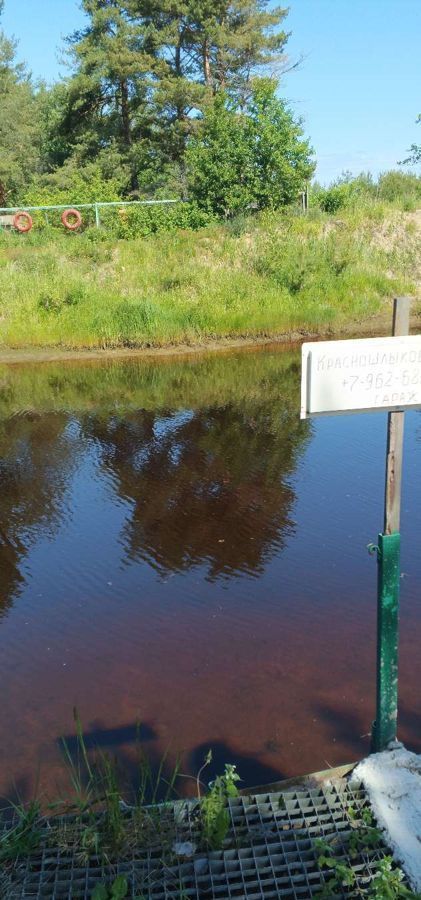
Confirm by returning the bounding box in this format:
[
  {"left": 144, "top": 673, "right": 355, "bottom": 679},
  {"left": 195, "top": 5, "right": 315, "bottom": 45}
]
[
  {"left": 372, "top": 297, "right": 410, "bottom": 751},
  {"left": 301, "top": 298, "right": 416, "bottom": 753}
]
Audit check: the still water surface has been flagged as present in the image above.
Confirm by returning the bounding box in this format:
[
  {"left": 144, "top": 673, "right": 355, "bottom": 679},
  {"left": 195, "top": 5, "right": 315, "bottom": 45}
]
[{"left": 0, "top": 346, "right": 420, "bottom": 800}]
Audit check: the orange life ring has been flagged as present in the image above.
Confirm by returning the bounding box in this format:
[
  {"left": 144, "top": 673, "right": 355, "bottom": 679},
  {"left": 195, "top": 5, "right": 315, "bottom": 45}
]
[
  {"left": 61, "top": 208, "right": 82, "bottom": 230},
  {"left": 13, "top": 211, "right": 33, "bottom": 233}
]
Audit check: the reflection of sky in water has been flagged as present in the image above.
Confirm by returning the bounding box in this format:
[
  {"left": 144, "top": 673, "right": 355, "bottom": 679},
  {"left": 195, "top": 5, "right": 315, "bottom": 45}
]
[
  {"left": 152, "top": 409, "right": 195, "bottom": 439},
  {"left": 154, "top": 412, "right": 196, "bottom": 468}
]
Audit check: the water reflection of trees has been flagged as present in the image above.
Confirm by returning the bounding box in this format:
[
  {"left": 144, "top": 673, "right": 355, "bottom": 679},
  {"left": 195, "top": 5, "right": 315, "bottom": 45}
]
[
  {"left": 83, "top": 398, "right": 310, "bottom": 580},
  {"left": 0, "top": 415, "right": 76, "bottom": 613},
  {"left": 0, "top": 352, "right": 310, "bottom": 605}
]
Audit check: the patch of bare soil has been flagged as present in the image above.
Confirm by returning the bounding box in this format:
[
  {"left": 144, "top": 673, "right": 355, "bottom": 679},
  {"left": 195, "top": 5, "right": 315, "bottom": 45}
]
[{"left": 369, "top": 208, "right": 420, "bottom": 255}]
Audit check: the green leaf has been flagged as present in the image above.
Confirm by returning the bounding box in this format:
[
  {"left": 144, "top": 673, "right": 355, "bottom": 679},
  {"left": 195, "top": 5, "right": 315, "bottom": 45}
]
[
  {"left": 111, "top": 875, "right": 128, "bottom": 899},
  {"left": 91, "top": 886, "right": 109, "bottom": 900}
]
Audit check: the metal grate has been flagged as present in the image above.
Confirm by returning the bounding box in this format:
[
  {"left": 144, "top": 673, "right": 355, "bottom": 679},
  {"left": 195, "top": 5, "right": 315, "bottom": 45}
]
[{"left": 1, "top": 779, "right": 394, "bottom": 899}]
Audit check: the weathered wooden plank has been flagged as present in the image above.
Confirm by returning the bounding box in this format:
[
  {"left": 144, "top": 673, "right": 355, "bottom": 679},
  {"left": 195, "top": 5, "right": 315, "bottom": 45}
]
[{"left": 384, "top": 297, "right": 411, "bottom": 534}]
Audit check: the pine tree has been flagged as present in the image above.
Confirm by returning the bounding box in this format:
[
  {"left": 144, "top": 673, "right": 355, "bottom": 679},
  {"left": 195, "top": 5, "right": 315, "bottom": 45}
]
[
  {"left": 126, "top": 0, "right": 289, "bottom": 96},
  {"left": 182, "top": 0, "right": 289, "bottom": 97},
  {"left": 123, "top": 0, "right": 209, "bottom": 187},
  {"left": 63, "top": 0, "right": 158, "bottom": 190},
  {"left": 63, "top": 0, "right": 291, "bottom": 193}
]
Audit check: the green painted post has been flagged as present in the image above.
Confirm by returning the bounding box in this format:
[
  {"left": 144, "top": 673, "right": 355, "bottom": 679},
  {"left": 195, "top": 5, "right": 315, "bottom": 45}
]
[
  {"left": 371, "top": 297, "right": 410, "bottom": 753},
  {"left": 372, "top": 532, "right": 401, "bottom": 752},
  {"left": 95, "top": 203, "right": 100, "bottom": 228}
]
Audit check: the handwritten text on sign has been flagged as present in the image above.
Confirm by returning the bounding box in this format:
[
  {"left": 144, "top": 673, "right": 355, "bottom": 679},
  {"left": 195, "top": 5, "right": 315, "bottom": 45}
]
[{"left": 301, "top": 335, "right": 421, "bottom": 418}]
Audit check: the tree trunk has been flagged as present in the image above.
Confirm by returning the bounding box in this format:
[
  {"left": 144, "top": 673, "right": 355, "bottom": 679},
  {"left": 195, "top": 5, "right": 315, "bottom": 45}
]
[
  {"left": 120, "top": 79, "right": 139, "bottom": 193},
  {"left": 203, "top": 37, "right": 212, "bottom": 87},
  {"left": 120, "top": 79, "right": 131, "bottom": 148},
  {"left": 174, "top": 33, "right": 185, "bottom": 128},
  {"left": 175, "top": 40, "right": 181, "bottom": 78},
  {"left": 216, "top": 51, "right": 226, "bottom": 91}
]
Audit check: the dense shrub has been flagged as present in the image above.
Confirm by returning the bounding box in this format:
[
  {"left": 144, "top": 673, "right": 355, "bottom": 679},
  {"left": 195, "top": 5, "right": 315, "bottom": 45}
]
[
  {"left": 377, "top": 170, "right": 421, "bottom": 206},
  {"left": 313, "top": 170, "right": 421, "bottom": 213},
  {"left": 6, "top": 167, "right": 421, "bottom": 241},
  {"left": 186, "top": 81, "right": 315, "bottom": 217},
  {"left": 313, "top": 174, "right": 375, "bottom": 213},
  {"left": 103, "top": 202, "right": 215, "bottom": 238},
  {"left": 22, "top": 163, "right": 124, "bottom": 207},
  {"left": 315, "top": 184, "right": 350, "bottom": 213}
]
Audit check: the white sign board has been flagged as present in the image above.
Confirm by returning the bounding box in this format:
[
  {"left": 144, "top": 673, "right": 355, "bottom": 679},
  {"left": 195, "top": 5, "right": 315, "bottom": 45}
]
[{"left": 301, "top": 335, "right": 421, "bottom": 419}]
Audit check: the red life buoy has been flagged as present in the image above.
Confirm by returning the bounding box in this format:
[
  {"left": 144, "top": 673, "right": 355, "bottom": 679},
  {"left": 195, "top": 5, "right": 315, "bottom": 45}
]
[
  {"left": 61, "top": 208, "right": 82, "bottom": 230},
  {"left": 13, "top": 211, "right": 33, "bottom": 233}
]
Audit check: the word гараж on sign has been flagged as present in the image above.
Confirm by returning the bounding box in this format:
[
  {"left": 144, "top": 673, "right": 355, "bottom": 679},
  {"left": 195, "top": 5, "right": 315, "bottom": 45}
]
[{"left": 301, "top": 335, "right": 421, "bottom": 419}]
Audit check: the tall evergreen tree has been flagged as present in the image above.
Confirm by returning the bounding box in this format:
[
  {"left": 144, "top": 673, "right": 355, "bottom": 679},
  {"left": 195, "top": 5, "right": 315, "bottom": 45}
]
[
  {"left": 62, "top": 0, "right": 291, "bottom": 193},
  {"left": 126, "top": 0, "right": 289, "bottom": 163},
  {"left": 126, "top": 0, "right": 289, "bottom": 95},
  {"left": 63, "top": 0, "right": 159, "bottom": 190},
  {"left": 184, "top": 0, "right": 289, "bottom": 96},
  {"left": 0, "top": 0, "right": 313, "bottom": 210}
]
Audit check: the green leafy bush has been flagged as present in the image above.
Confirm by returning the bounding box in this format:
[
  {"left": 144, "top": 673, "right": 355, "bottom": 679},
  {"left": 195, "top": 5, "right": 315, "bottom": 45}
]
[
  {"left": 316, "top": 183, "right": 351, "bottom": 213},
  {"left": 104, "top": 201, "right": 214, "bottom": 239},
  {"left": 377, "top": 170, "right": 421, "bottom": 206},
  {"left": 186, "top": 80, "right": 314, "bottom": 217},
  {"left": 23, "top": 162, "right": 124, "bottom": 208},
  {"left": 314, "top": 173, "right": 374, "bottom": 213},
  {"left": 314, "top": 170, "right": 421, "bottom": 214}
]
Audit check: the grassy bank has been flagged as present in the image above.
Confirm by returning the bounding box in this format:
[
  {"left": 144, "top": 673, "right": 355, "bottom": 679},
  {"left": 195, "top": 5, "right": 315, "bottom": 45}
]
[{"left": 0, "top": 202, "right": 419, "bottom": 351}]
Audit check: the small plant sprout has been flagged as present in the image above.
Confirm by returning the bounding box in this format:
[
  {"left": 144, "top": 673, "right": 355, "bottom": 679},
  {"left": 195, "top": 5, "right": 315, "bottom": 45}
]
[
  {"left": 92, "top": 875, "right": 129, "bottom": 899},
  {"left": 369, "top": 857, "right": 421, "bottom": 899},
  {"left": 198, "top": 754, "right": 240, "bottom": 850}
]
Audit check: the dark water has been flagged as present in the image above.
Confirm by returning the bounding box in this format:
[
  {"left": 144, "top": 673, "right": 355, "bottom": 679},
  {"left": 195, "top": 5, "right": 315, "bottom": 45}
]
[{"left": 1, "top": 346, "right": 420, "bottom": 801}]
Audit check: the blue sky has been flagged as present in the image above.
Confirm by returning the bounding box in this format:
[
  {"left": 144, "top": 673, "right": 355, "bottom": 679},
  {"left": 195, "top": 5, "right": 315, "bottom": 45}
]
[{"left": 2, "top": 0, "right": 420, "bottom": 184}]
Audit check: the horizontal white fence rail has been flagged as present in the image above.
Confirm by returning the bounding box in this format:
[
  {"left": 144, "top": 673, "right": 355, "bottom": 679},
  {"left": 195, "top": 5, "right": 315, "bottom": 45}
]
[{"left": 0, "top": 199, "right": 183, "bottom": 228}]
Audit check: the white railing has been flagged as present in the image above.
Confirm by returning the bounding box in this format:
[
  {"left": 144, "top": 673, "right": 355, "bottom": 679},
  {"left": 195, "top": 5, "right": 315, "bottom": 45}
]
[{"left": 0, "top": 199, "right": 182, "bottom": 228}]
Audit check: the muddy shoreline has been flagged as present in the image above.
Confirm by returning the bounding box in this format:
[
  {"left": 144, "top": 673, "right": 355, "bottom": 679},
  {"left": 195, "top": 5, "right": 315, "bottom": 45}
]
[{"left": 0, "top": 310, "right": 420, "bottom": 366}]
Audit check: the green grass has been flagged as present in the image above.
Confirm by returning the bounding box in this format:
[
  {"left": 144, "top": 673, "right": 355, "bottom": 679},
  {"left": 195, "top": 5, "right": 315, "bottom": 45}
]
[
  {"left": 0, "top": 201, "right": 419, "bottom": 350},
  {"left": 0, "top": 711, "right": 241, "bottom": 899}
]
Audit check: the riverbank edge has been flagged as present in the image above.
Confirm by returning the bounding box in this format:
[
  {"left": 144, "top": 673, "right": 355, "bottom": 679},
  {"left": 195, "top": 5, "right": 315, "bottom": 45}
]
[{"left": 1, "top": 310, "right": 420, "bottom": 366}]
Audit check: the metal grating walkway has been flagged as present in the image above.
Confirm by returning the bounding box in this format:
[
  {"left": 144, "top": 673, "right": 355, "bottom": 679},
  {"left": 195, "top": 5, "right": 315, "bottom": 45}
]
[{"left": 2, "top": 778, "right": 395, "bottom": 899}]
